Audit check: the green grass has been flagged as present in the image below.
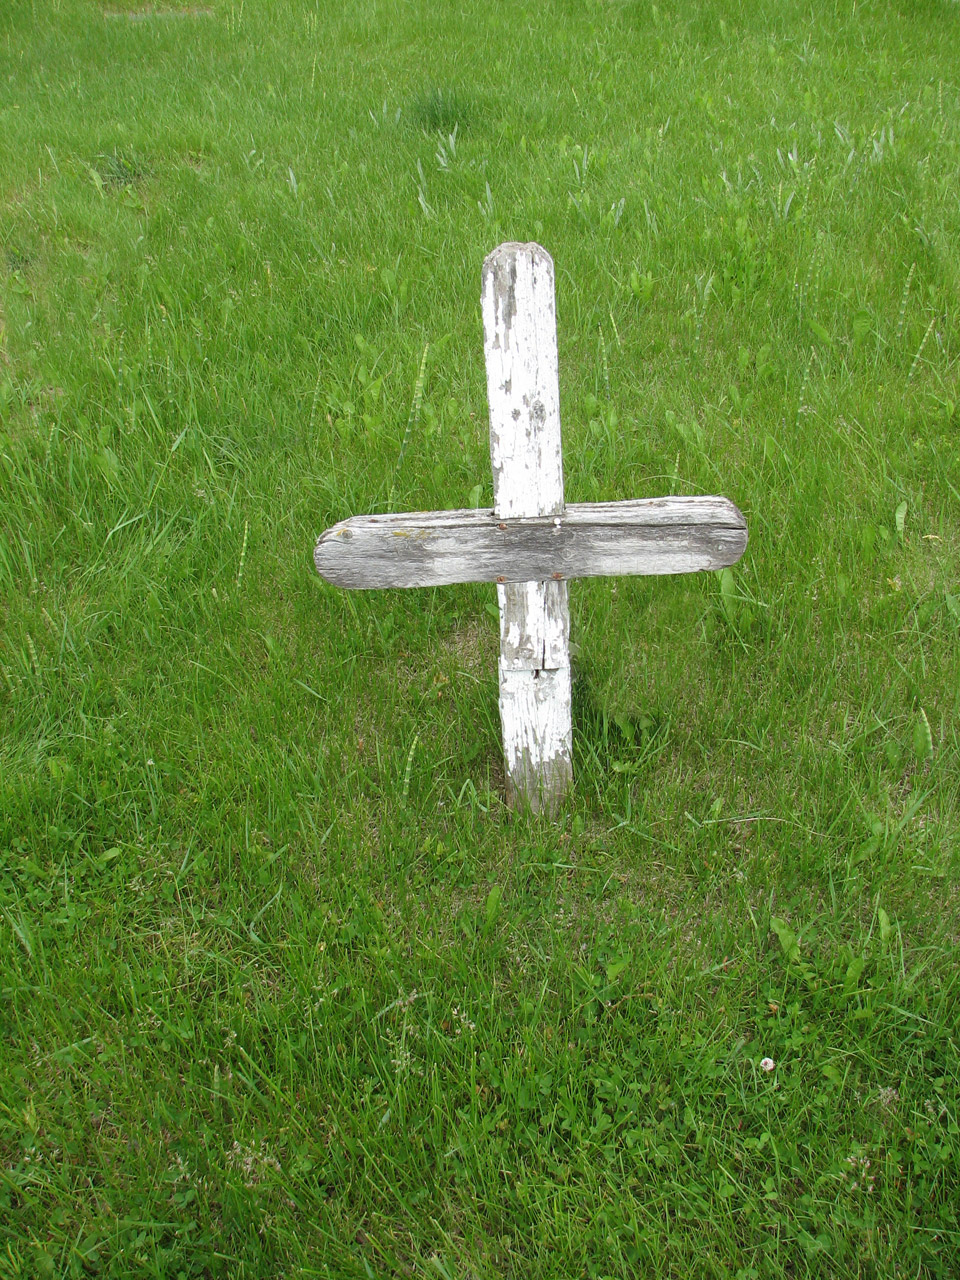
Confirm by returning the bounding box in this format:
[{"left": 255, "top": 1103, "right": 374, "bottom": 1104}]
[{"left": 2, "top": 0, "right": 959, "bottom": 1274}]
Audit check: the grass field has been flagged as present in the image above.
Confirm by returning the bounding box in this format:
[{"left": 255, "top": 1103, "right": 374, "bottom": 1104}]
[{"left": 2, "top": 0, "right": 960, "bottom": 1275}]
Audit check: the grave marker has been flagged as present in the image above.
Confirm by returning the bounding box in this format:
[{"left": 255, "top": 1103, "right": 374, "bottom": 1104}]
[{"left": 314, "top": 242, "right": 747, "bottom": 813}]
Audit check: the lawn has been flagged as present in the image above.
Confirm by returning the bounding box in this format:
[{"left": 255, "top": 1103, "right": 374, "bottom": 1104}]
[{"left": 1, "top": 0, "right": 959, "bottom": 1275}]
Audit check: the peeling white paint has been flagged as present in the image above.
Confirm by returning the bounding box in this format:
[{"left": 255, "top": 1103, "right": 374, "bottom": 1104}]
[
  {"left": 483, "top": 243, "right": 565, "bottom": 520},
  {"left": 498, "top": 667, "right": 572, "bottom": 814},
  {"left": 482, "top": 243, "right": 573, "bottom": 812}
]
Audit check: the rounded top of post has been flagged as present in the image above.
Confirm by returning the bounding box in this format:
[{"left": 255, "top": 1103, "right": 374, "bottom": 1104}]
[{"left": 482, "top": 242, "right": 553, "bottom": 275}]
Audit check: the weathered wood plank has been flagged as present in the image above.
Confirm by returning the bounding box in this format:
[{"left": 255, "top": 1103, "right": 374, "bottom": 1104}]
[
  {"left": 497, "top": 579, "right": 569, "bottom": 672},
  {"left": 482, "top": 242, "right": 572, "bottom": 813},
  {"left": 496, "top": 667, "right": 571, "bottom": 802},
  {"left": 313, "top": 497, "right": 748, "bottom": 589},
  {"left": 483, "top": 242, "right": 565, "bottom": 520}
]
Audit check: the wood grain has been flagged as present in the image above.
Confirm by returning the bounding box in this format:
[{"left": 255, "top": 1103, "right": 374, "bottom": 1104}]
[{"left": 313, "top": 497, "right": 748, "bottom": 589}]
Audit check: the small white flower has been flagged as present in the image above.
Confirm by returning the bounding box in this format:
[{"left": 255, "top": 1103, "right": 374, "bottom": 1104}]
[{"left": 760, "top": 1057, "right": 776, "bottom": 1072}]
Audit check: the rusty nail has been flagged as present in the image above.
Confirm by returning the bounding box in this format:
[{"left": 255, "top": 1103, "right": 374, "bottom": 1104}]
[
  {"left": 496, "top": 575, "right": 505, "bottom": 584},
  {"left": 498, "top": 522, "right": 507, "bottom": 530},
  {"left": 552, "top": 571, "right": 563, "bottom": 580}
]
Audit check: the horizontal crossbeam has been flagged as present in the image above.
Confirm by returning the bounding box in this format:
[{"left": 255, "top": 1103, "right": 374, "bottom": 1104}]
[{"left": 314, "top": 496, "right": 747, "bottom": 590}]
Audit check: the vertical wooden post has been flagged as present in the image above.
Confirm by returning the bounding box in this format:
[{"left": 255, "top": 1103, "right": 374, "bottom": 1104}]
[{"left": 481, "top": 242, "right": 573, "bottom": 813}]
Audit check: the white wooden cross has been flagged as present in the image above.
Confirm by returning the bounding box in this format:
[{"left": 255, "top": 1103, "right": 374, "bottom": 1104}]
[{"left": 314, "top": 243, "right": 747, "bottom": 814}]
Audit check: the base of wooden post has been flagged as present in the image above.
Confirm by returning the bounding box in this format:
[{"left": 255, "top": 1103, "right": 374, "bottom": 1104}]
[
  {"left": 499, "top": 666, "right": 573, "bottom": 814},
  {"left": 496, "top": 578, "right": 573, "bottom": 814}
]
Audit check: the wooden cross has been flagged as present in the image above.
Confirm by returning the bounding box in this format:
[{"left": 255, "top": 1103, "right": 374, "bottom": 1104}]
[{"left": 314, "top": 242, "right": 747, "bottom": 813}]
